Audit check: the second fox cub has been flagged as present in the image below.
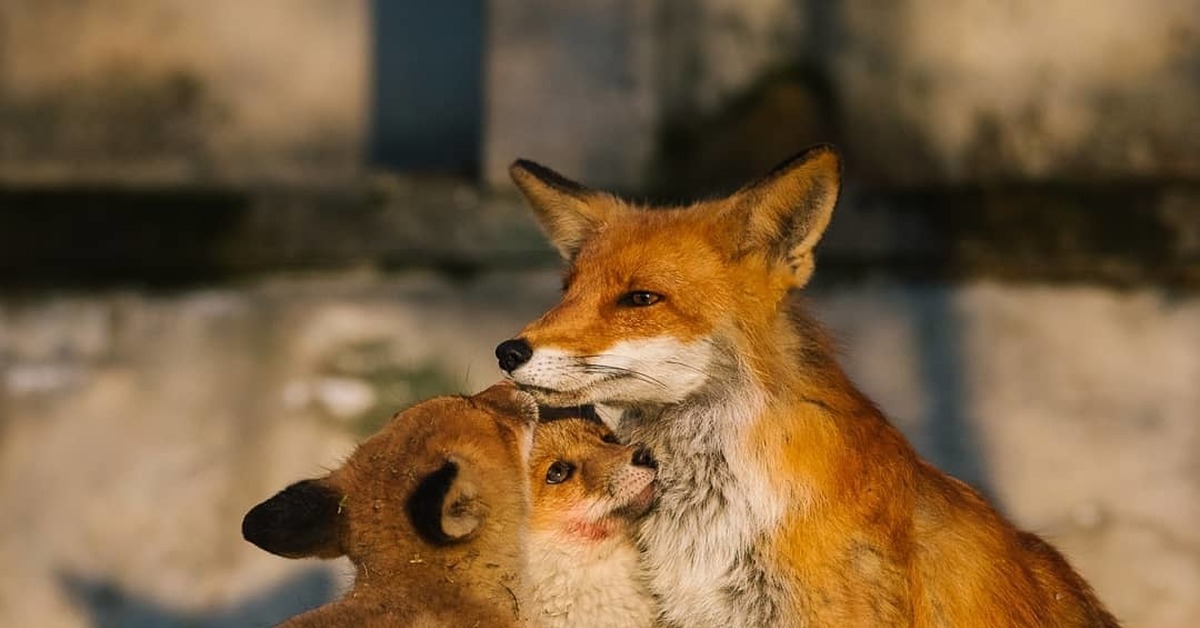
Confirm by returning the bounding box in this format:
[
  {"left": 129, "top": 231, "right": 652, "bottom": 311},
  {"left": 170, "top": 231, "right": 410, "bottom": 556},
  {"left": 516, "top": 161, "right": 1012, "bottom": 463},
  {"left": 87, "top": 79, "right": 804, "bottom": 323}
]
[
  {"left": 242, "top": 384, "right": 538, "bottom": 627},
  {"left": 497, "top": 145, "right": 1119, "bottom": 627},
  {"left": 527, "top": 417, "right": 657, "bottom": 628}
]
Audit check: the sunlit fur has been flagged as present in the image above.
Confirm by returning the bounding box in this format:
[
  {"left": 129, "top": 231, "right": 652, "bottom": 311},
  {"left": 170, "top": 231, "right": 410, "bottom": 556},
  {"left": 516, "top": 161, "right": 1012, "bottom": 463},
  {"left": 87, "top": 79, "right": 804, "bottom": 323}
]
[
  {"left": 243, "top": 384, "right": 539, "bottom": 628},
  {"left": 504, "top": 146, "right": 1120, "bottom": 627},
  {"left": 514, "top": 339, "right": 714, "bottom": 406},
  {"left": 527, "top": 418, "right": 656, "bottom": 628}
]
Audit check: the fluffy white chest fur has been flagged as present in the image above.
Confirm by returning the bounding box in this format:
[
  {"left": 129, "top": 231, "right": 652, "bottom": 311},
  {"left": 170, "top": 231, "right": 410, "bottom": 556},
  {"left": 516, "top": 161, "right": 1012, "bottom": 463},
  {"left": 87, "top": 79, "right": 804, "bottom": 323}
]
[
  {"left": 614, "top": 389, "right": 791, "bottom": 627},
  {"left": 527, "top": 530, "right": 655, "bottom": 628}
]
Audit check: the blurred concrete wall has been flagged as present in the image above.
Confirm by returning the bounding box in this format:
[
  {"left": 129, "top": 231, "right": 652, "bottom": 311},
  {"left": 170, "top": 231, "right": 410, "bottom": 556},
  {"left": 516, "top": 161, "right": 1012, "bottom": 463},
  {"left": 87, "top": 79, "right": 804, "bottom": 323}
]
[
  {"left": 485, "top": 0, "right": 659, "bottom": 189},
  {"left": 5, "top": 0, "right": 1194, "bottom": 188},
  {"left": 0, "top": 0, "right": 368, "bottom": 185},
  {"left": 831, "top": 0, "right": 1200, "bottom": 183},
  {"left": 485, "top": 0, "right": 1199, "bottom": 189}
]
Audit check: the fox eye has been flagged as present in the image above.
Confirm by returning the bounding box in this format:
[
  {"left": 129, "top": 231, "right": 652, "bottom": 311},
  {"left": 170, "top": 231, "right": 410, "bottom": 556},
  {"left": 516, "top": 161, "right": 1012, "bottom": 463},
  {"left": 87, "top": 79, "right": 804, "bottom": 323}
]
[
  {"left": 545, "top": 461, "right": 575, "bottom": 484},
  {"left": 601, "top": 432, "right": 621, "bottom": 445},
  {"left": 619, "top": 291, "right": 662, "bottom": 307}
]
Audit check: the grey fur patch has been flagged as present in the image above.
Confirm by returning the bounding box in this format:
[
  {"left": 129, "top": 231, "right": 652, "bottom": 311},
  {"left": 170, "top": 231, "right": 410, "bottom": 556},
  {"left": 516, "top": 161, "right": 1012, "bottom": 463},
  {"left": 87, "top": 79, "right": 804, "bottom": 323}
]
[{"left": 617, "top": 343, "right": 793, "bottom": 625}]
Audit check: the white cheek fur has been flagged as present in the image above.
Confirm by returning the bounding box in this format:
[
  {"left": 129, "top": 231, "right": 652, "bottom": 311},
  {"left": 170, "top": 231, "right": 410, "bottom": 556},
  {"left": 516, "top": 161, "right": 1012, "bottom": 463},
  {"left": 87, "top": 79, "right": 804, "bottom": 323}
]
[{"left": 509, "top": 337, "right": 713, "bottom": 405}]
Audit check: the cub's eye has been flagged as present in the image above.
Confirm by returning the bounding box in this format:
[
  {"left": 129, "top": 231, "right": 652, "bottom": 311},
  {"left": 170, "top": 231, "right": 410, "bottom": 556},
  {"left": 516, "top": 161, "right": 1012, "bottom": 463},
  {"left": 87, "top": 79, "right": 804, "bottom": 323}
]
[
  {"left": 545, "top": 461, "right": 575, "bottom": 484},
  {"left": 601, "top": 432, "right": 621, "bottom": 445},
  {"left": 618, "top": 291, "right": 662, "bottom": 307}
]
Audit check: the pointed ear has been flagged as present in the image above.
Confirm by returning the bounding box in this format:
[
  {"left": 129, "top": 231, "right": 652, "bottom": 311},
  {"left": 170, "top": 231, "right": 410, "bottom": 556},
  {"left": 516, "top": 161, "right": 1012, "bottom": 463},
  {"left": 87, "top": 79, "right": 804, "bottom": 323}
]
[
  {"left": 407, "top": 459, "right": 487, "bottom": 544},
  {"left": 242, "top": 479, "right": 343, "bottom": 559},
  {"left": 509, "top": 159, "right": 608, "bottom": 259},
  {"left": 725, "top": 144, "right": 842, "bottom": 286}
]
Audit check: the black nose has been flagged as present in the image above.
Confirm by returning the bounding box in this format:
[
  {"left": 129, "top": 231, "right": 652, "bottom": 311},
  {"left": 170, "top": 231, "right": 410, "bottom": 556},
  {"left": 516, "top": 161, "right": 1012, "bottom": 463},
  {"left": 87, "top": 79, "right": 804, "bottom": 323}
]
[
  {"left": 495, "top": 338, "right": 533, "bottom": 372},
  {"left": 631, "top": 444, "right": 657, "bottom": 469}
]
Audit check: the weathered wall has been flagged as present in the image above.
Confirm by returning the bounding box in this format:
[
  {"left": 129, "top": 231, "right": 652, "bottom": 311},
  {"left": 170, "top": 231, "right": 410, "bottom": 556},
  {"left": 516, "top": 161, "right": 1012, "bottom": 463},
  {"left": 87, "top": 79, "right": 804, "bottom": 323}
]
[
  {"left": 832, "top": 0, "right": 1200, "bottom": 183},
  {"left": 4, "top": 0, "right": 1194, "bottom": 189},
  {"left": 484, "top": 0, "right": 659, "bottom": 189},
  {"left": 485, "top": 0, "right": 1200, "bottom": 189},
  {"left": 0, "top": 0, "right": 368, "bottom": 185},
  {"left": 1, "top": 272, "right": 1196, "bottom": 627}
]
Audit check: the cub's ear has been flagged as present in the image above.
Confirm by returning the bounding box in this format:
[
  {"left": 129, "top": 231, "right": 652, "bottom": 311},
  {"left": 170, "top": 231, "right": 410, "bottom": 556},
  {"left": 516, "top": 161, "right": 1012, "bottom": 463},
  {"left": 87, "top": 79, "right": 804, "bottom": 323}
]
[
  {"left": 474, "top": 381, "right": 540, "bottom": 424},
  {"left": 724, "top": 144, "right": 842, "bottom": 286},
  {"left": 407, "top": 459, "right": 487, "bottom": 544},
  {"left": 509, "top": 159, "right": 609, "bottom": 259},
  {"left": 242, "top": 479, "right": 343, "bottom": 559}
]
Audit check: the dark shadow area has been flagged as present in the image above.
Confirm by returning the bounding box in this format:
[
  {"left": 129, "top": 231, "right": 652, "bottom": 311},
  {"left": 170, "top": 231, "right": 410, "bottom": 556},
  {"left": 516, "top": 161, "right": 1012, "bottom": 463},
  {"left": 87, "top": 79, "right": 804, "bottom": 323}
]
[
  {"left": 0, "top": 186, "right": 248, "bottom": 288},
  {"left": 60, "top": 568, "right": 336, "bottom": 628},
  {"left": 0, "top": 68, "right": 221, "bottom": 167},
  {"left": 815, "top": 180, "right": 1200, "bottom": 288},
  {"left": 1, "top": 180, "right": 1196, "bottom": 291},
  {"left": 0, "top": 183, "right": 552, "bottom": 291},
  {"left": 650, "top": 63, "right": 842, "bottom": 201},
  {"left": 908, "top": 285, "right": 995, "bottom": 500},
  {"left": 369, "top": 0, "right": 484, "bottom": 175}
]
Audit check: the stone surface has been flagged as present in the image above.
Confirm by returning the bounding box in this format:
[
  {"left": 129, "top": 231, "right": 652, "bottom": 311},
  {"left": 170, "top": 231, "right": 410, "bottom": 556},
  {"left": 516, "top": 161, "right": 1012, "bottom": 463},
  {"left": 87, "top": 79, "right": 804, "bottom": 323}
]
[
  {"left": 0, "top": 271, "right": 1196, "bottom": 627},
  {"left": 2, "top": 0, "right": 1195, "bottom": 189},
  {"left": 0, "top": 0, "right": 368, "bottom": 185},
  {"left": 830, "top": 0, "right": 1200, "bottom": 183},
  {"left": 655, "top": 0, "right": 810, "bottom": 118},
  {"left": 656, "top": 0, "right": 1200, "bottom": 186},
  {"left": 484, "top": 0, "right": 659, "bottom": 189},
  {"left": 5, "top": 179, "right": 1198, "bottom": 290}
]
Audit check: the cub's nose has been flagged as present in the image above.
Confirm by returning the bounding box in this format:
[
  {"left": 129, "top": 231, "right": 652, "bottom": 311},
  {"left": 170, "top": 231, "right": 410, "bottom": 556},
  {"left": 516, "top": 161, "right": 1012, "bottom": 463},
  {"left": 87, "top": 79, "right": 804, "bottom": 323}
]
[
  {"left": 495, "top": 338, "right": 533, "bottom": 373},
  {"left": 631, "top": 444, "right": 657, "bottom": 469}
]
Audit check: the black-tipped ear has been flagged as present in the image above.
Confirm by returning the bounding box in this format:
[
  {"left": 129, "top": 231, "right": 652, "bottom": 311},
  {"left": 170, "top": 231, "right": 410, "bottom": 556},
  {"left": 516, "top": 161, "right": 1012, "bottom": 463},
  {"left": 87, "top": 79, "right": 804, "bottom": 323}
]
[
  {"left": 509, "top": 159, "right": 609, "bottom": 259},
  {"left": 242, "top": 479, "right": 343, "bottom": 559},
  {"left": 407, "top": 460, "right": 485, "bottom": 544},
  {"left": 725, "top": 144, "right": 842, "bottom": 286}
]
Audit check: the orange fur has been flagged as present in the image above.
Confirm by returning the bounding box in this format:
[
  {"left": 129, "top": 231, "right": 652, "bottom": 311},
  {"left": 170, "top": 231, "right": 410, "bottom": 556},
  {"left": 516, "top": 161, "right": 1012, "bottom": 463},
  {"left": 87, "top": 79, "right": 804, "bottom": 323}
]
[
  {"left": 528, "top": 419, "right": 655, "bottom": 542},
  {"left": 242, "top": 383, "right": 538, "bottom": 627},
  {"left": 501, "top": 146, "right": 1119, "bottom": 627}
]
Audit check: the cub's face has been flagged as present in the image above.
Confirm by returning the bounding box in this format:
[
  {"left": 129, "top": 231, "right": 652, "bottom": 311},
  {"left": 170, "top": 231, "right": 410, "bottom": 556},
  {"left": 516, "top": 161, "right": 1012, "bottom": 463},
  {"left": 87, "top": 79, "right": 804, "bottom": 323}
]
[
  {"left": 528, "top": 418, "right": 657, "bottom": 543},
  {"left": 242, "top": 383, "right": 539, "bottom": 563}
]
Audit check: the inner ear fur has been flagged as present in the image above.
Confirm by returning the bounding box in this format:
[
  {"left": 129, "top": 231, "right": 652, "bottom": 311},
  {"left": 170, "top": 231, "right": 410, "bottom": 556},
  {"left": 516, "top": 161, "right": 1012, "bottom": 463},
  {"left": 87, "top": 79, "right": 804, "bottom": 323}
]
[
  {"left": 407, "top": 459, "right": 486, "bottom": 544},
  {"left": 242, "top": 479, "right": 343, "bottom": 559},
  {"left": 725, "top": 144, "right": 842, "bottom": 285},
  {"left": 509, "top": 159, "right": 609, "bottom": 260}
]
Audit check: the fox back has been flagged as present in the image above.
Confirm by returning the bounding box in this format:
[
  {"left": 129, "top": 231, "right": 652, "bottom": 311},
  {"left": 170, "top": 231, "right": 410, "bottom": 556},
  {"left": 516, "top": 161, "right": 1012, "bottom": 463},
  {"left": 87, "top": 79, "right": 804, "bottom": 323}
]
[{"left": 496, "top": 146, "right": 1119, "bottom": 627}]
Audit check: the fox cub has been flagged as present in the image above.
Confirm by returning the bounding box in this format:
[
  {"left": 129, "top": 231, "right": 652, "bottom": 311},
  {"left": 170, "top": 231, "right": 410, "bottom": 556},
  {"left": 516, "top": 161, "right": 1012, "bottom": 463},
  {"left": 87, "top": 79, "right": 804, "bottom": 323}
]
[
  {"left": 242, "top": 383, "right": 538, "bottom": 628},
  {"left": 497, "top": 145, "right": 1119, "bottom": 627},
  {"left": 527, "top": 417, "right": 657, "bottom": 628}
]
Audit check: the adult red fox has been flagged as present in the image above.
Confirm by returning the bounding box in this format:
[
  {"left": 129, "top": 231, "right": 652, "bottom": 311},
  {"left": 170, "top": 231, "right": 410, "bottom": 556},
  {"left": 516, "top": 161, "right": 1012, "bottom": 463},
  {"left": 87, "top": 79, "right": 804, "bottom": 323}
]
[{"left": 496, "top": 145, "right": 1119, "bottom": 627}]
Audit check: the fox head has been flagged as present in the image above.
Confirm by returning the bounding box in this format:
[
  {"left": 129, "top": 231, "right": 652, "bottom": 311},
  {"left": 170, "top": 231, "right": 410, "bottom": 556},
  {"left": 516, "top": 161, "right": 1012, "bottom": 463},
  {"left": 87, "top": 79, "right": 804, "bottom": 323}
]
[
  {"left": 242, "top": 383, "right": 538, "bottom": 569},
  {"left": 529, "top": 418, "right": 657, "bottom": 544},
  {"left": 496, "top": 145, "right": 841, "bottom": 407}
]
